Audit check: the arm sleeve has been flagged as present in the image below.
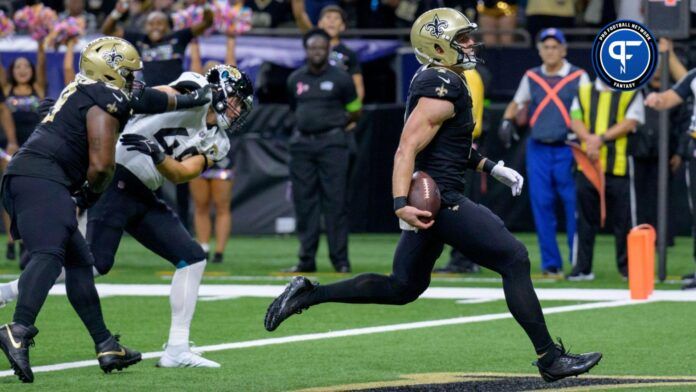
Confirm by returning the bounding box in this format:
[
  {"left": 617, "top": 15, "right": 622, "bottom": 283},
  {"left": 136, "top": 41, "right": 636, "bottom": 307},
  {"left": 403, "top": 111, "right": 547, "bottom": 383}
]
[
  {"left": 174, "top": 28, "right": 195, "bottom": 47},
  {"left": 465, "top": 147, "right": 485, "bottom": 171},
  {"left": 670, "top": 68, "right": 696, "bottom": 100},
  {"left": 512, "top": 75, "right": 531, "bottom": 105},
  {"left": 131, "top": 87, "right": 170, "bottom": 114},
  {"left": 625, "top": 91, "right": 645, "bottom": 125}
]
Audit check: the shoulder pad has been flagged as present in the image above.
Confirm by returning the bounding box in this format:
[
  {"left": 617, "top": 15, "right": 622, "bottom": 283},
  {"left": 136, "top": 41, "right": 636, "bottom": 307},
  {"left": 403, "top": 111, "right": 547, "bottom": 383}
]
[
  {"left": 169, "top": 71, "right": 208, "bottom": 91},
  {"left": 81, "top": 82, "right": 131, "bottom": 121},
  {"left": 411, "top": 67, "right": 463, "bottom": 102}
]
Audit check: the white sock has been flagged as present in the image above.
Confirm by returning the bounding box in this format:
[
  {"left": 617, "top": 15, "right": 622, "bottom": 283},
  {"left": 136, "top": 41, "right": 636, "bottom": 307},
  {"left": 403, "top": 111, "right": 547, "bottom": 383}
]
[
  {"left": 167, "top": 261, "right": 206, "bottom": 350},
  {"left": 0, "top": 279, "right": 18, "bottom": 302},
  {"left": 200, "top": 243, "right": 210, "bottom": 253}
]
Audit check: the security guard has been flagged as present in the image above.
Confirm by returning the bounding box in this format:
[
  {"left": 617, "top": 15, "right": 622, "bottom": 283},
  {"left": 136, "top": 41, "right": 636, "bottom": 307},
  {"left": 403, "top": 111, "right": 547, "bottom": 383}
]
[
  {"left": 283, "top": 28, "right": 361, "bottom": 273},
  {"left": 569, "top": 79, "right": 644, "bottom": 281},
  {"left": 499, "top": 28, "right": 590, "bottom": 276}
]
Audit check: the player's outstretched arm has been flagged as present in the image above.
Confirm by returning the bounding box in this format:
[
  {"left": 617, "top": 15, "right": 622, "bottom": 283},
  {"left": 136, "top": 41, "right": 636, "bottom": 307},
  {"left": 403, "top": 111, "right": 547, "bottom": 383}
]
[
  {"left": 86, "top": 106, "right": 119, "bottom": 193},
  {"left": 131, "top": 85, "right": 211, "bottom": 114},
  {"left": 393, "top": 97, "right": 454, "bottom": 229}
]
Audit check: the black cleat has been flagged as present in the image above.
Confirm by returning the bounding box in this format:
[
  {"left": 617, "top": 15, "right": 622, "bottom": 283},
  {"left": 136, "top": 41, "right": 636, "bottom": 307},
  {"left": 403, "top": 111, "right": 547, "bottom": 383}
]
[
  {"left": 534, "top": 340, "right": 602, "bottom": 382},
  {"left": 264, "top": 276, "right": 315, "bottom": 332},
  {"left": 0, "top": 322, "right": 38, "bottom": 383},
  {"left": 96, "top": 335, "right": 142, "bottom": 373},
  {"left": 212, "top": 252, "right": 224, "bottom": 264}
]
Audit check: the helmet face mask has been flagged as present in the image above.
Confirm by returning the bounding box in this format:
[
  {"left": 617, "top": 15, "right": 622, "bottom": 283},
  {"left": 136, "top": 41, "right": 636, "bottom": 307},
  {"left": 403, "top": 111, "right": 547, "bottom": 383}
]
[
  {"left": 79, "top": 37, "right": 143, "bottom": 97},
  {"left": 205, "top": 65, "right": 254, "bottom": 134},
  {"left": 411, "top": 8, "right": 484, "bottom": 71}
]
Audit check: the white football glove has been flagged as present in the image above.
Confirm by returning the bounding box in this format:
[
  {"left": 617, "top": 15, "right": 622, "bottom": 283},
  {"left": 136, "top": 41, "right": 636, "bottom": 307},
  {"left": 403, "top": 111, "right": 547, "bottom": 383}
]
[{"left": 491, "top": 160, "right": 524, "bottom": 196}]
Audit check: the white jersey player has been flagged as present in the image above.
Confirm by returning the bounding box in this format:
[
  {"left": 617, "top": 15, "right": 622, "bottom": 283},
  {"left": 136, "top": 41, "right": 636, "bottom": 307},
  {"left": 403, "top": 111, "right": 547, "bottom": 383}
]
[{"left": 0, "top": 65, "right": 254, "bottom": 368}]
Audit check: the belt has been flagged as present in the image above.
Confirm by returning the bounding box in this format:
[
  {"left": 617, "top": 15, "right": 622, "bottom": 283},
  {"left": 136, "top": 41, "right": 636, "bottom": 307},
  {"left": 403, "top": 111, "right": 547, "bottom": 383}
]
[
  {"left": 533, "top": 139, "right": 567, "bottom": 146},
  {"left": 296, "top": 127, "right": 343, "bottom": 140}
]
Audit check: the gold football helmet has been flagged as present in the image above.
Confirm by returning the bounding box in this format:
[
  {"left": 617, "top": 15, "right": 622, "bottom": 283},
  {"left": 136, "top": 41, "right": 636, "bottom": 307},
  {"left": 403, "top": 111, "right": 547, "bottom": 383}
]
[
  {"left": 79, "top": 36, "right": 143, "bottom": 95},
  {"left": 410, "top": 8, "right": 481, "bottom": 70}
]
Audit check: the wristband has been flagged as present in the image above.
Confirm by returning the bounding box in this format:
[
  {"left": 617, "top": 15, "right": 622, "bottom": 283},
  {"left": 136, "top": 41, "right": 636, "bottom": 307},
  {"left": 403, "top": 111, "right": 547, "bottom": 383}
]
[
  {"left": 393, "top": 196, "right": 408, "bottom": 211},
  {"left": 481, "top": 159, "right": 497, "bottom": 174},
  {"left": 110, "top": 10, "right": 123, "bottom": 20}
]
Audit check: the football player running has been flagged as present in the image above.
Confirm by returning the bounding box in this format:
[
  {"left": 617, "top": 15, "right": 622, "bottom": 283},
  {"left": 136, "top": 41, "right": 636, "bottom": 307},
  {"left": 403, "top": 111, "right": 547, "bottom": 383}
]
[
  {"left": 264, "top": 8, "right": 602, "bottom": 382},
  {"left": 0, "top": 37, "right": 211, "bottom": 383}
]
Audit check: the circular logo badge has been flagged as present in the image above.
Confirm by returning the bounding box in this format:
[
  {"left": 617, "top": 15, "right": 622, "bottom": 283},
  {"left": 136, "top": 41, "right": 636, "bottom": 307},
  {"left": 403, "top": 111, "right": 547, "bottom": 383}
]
[{"left": 592, "top": 20, "right": 657, "bottom": 90}]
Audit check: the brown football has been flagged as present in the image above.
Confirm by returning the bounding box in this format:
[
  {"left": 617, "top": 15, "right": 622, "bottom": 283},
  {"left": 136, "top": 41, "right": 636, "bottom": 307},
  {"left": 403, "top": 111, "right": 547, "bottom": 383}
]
[{"left": 407, "top": 171, "right": 441, "bottom": 222}]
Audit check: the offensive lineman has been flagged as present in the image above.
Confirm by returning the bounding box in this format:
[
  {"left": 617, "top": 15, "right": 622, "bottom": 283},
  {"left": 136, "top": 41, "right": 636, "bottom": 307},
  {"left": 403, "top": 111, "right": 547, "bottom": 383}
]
[
  {"left": 0, "top": 37, "right": 211, "bottom": 383},
  {"left": 264, "top": 9, "right": 602, "bottom": 382},
  {"left": 0, "top": 65, "right": 254, "bottom": 367}
]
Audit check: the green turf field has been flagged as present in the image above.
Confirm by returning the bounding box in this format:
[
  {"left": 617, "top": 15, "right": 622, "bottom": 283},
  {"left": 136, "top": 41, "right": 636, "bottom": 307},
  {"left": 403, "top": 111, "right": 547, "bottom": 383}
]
[{"left": 0, "top": 233, "right": 694, "bottom": 391}]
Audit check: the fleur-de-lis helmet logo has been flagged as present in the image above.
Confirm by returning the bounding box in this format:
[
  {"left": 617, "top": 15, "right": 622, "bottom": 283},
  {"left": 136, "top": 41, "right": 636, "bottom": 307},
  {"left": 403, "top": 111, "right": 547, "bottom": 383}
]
[
  {"left": 424, "top": 14, "right": 448, "bottom": 38},
  {"left": 102, "top": 49, "right": 125, "bottom": 69}
]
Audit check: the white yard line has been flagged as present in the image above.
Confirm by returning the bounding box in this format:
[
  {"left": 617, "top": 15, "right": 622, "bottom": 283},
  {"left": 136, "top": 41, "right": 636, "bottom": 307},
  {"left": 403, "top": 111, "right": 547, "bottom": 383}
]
[
  {"left": 0, "top": 299, "right": 645, "bottom": 378},
  {"left": 39, "top": 283, "right": 696, "bottom": 302}
]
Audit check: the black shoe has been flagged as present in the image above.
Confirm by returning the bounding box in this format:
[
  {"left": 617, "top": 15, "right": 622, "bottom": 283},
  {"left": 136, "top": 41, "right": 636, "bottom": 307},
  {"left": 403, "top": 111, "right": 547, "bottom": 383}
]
[
  {"left": 5, "top": 243, "right": 15, "bottom": 261},
  {"left": 336, "top": 265, "right": 351, "bottom": 273},
  {"left": 0, "top": 322, "right": 38, "bottom": 383},
  {"left": 534, "top": 340, "right": 602, "bottom": 382},
  {"left": 682, "top": 280, "right": 696, "bottom": 290},
  {"left": 264, "top": 276, "right": 315, "bottom": 332},
  {"left": 212, "top": 252, "right": 223, "bottom": 264},
  {"left": 682, "top": 272, "right": 695, "bottom": 282},
  {"left": 281, "top": 264, "right": 317, "bottom": 273},
  {"left": 96, "top": 335, "right": 142, "bottom": 373}
]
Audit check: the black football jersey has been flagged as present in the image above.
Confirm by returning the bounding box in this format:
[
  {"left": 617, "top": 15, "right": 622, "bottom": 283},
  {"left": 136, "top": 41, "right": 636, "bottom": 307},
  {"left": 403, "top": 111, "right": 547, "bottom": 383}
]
[
  {"left": 405, "top": 65, "right": 475, "bottom": 204},
  {"left": 5, "top": 78, "right": 131, "bottom": 191}
]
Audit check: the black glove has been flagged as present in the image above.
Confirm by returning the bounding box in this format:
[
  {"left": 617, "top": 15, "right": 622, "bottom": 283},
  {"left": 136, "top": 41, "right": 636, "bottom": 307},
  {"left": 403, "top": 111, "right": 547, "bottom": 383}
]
[
  {"left": 174, "top": 84, "right": 211, "bottom": 110},
  {"left": 498, "top": 119, "right": 520, "bottom": 149},
  {"left": 72, "top": 183, "right": 101, "bottom": 210},
  {"left": 120, "top": 134, "right": 166, "bottom": 164},
  {"left": 38, "top": 98, "right": 56, "bottom": 117}
]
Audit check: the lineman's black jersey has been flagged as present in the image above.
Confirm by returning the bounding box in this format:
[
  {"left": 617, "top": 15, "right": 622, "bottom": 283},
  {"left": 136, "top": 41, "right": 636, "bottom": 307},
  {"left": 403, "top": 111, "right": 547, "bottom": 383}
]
[
  {"left": 5, "top": 76, "right": 131, "bottom": 191},
  {"left": 405, "top": 65, "right": 475, "bottom": 204}
]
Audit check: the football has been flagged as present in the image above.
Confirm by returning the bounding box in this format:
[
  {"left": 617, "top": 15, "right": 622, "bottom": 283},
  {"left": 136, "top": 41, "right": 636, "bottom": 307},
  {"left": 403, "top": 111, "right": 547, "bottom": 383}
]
[{"left": 408, "top": 171, "right": 441, "bottom": 222}]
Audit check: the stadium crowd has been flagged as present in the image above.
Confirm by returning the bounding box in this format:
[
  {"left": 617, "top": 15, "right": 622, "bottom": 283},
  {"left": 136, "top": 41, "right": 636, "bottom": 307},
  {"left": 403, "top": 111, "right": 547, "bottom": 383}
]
[{"left": 0, "top": 0, "right": 693, "bottom": 290}]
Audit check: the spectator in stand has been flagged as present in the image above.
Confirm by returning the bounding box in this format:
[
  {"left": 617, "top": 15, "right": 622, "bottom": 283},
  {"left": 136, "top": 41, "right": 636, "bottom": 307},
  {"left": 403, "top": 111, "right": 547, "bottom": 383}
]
[
  {"left": 525, "top": 0, "right": 576, "bottom": 45},
  {"left": 570, "top": 79, "right": 644, "bottom": 281},
  {"left": 245, "top": 0, "right": 293, "bottom": 27},
  {"left": 121, "top": 0, "right": 152, "bottom": 32},
  {"left": 188, "top": 37, "right": 237, "bottom": 264},
  {"left": 102, "top": 0, "right": 213, "bottom": 86},
  {"left": 499, "top": 29, "right": 590, "bottom": 277},
  {"left": 477, "top": 0, "right": 517, "bottom": 46},
  {"left": 59, "top": 0, "right": 99, "bottom": 34},
  {"left": 0, "top": 38, "right": 44, "bottom": 261}
]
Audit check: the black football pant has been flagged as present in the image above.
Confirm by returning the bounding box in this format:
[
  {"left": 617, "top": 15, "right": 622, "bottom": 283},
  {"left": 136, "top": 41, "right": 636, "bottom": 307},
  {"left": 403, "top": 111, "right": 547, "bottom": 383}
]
[
  {"left": 2, "top": 175, "right": 110, "bottom": 344},
  {"left": 686, "top": 139, "right": 696, "bottom": 268},
  {"left": 87, "top": 166, "right": 207, "bottom": 275},
  {"left": 305, "top": 197, "right": 555, "bottom": 353},
  {"left": 573, "top": 172, "right": 632, "bottom": 276},
  {"left": 289, "top": 129, "right": 350, "bottom": 270}
]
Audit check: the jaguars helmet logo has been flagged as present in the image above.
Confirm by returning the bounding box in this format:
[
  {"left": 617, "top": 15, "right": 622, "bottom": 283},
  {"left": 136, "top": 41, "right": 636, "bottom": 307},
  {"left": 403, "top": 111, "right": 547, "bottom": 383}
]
[{"left": 423, "top": 14, "right": 448, "bottom": 38}]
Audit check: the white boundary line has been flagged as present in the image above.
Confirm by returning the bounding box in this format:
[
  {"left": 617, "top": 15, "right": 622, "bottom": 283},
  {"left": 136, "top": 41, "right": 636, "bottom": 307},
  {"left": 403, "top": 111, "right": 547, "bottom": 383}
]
[{"left": 0, "top": 299, "right": 644, "bottom": 378}]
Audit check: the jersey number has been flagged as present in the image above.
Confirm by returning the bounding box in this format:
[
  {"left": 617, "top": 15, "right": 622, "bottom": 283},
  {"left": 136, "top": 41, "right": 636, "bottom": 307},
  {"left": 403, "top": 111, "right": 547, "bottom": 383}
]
[{"left": 153, "top": 127, "right": 198, "bottom": 161}]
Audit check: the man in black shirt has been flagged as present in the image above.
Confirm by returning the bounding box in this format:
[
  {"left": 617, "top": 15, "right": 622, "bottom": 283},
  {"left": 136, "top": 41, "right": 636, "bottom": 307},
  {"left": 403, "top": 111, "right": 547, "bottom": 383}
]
[
  {"left": 292, "top": 4, "right": 364, "bottom": 101},
  {"left": 102, "top": 1, "right": 213, "bottom": 86},
  {"left": 265, "top": 9, "right": 602, "bottom": 383},
  {"left": 283, "top": 29, "right": 361, "bottom": 274}
]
